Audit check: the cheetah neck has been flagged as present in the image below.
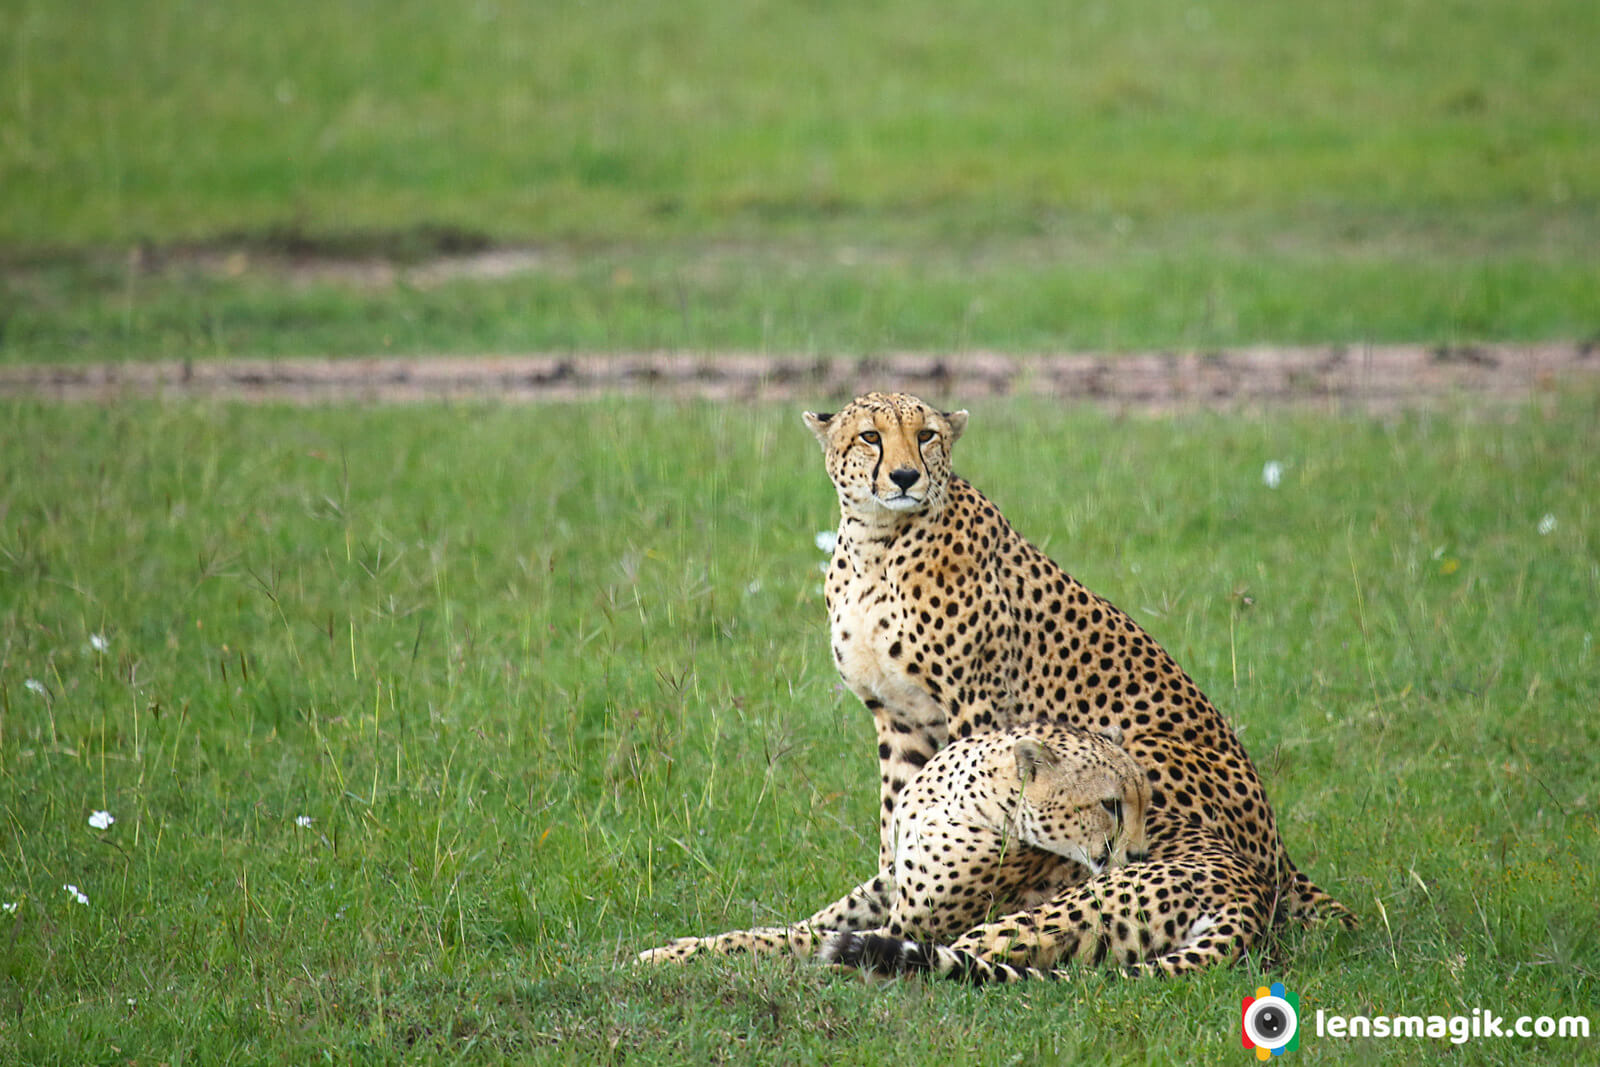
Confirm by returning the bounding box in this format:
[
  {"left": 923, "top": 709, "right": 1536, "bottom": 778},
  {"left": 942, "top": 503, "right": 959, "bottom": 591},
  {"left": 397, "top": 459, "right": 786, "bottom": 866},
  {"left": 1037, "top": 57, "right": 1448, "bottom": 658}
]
[
  {"left": 835, "top": 513, "right": 899, "bottom": 571},
  {"left": 834, "top": 496, "right": 946, "bottom": 571}
]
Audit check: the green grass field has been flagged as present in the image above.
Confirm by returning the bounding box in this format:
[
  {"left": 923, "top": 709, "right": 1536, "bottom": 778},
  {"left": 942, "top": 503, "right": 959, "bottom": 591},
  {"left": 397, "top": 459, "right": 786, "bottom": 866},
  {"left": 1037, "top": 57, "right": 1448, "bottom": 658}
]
[
  {"left": 3, "top": 0, "right": 1597, "bottom": 1061},
  {"left": 3, "top": 0, "right": 1598, "bottom": 361},
  {"left": 2, "top": 395, "right": 1595, "bottom": 1063}
]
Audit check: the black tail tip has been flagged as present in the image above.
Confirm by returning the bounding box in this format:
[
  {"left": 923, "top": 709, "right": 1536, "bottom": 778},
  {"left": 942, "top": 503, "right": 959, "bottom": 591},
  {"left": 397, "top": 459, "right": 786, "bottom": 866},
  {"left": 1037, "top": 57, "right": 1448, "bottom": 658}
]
[
  {"left": 819, "top": 930, "right": 863, "bottom": 967},
  {"left": 821, "top": 932, "right": 926, "bottom": 975}
]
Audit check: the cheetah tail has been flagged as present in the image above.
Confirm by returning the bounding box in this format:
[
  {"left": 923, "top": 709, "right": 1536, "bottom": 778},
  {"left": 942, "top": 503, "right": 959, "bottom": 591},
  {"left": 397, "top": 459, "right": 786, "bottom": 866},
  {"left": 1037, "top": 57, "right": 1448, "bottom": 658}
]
[
  {"left": 1280, "top": 871, "right": 1359, "bottom": 930},
  {"left": 821, "top": 931, "right": 1053, "bottom": 985}
]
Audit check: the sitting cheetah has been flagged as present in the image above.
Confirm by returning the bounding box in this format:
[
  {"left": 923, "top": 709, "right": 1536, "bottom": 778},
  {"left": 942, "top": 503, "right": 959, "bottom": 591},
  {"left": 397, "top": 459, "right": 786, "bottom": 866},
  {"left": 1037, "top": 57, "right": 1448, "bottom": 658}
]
[
  {"left": 639, "top": 392, "right": 1351, "bottom": 973},
  {"left": 638, "top": 722, "right": 1150, "bottom": 964}
]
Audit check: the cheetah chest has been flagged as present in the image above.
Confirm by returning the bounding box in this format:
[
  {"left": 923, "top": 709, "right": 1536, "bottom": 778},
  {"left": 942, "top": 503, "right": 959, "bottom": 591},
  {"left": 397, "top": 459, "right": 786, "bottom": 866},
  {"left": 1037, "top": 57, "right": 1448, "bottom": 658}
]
[{"left": 828, "top": 565, "right": 945, "bottom": 729}]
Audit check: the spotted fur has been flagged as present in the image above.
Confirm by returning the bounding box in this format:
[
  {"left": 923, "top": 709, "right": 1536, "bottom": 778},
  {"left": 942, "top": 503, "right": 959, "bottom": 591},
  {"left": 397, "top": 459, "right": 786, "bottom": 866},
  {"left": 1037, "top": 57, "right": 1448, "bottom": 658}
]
[
  {"left": 885, "top": 721, "right": 1151, "bottom": 933},
  {"left": 637, "top": 722, "right": 1149, "bottom": 964},
  {"left": 821, "top": 830, "right": 1274, "bottom": 982},
  {"left": 638, "top": 392, "right": 1352, "bottom": 974}
]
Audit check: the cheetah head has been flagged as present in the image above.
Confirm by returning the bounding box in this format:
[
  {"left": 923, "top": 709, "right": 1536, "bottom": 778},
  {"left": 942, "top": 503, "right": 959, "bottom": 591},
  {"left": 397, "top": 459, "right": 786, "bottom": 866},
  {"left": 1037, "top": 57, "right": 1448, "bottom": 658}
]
[
  {"left": 1010, "top": 730, "right": 1151, "bottom": 876},
  {"left": 802, "top": 393, "right": 968, "bottom": 517}
]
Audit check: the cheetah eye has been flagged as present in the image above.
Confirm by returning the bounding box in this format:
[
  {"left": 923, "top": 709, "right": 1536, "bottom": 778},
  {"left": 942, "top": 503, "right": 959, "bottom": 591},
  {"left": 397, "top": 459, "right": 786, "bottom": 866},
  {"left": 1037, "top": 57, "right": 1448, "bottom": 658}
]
[
  {"left": 860, "top": 431, "right": 881, "bottom": 445},
  {"left": 1101, "top": 798, "right": 1124, "bottom": 820},
  {"left": 916, "top": 429, "right": 935, "bottom": 444}
]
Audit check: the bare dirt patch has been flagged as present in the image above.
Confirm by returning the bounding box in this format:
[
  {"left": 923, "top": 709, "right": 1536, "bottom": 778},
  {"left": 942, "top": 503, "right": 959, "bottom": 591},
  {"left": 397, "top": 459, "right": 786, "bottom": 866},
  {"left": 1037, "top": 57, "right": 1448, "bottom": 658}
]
[{"left": 2, "top": 342, "right": 1594, "bottom": 412}]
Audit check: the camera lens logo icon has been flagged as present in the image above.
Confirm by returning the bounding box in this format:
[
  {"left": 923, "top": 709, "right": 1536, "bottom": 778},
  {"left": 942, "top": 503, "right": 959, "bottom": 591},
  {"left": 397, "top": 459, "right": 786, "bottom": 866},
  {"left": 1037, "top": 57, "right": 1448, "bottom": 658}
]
[{"left": 1241, "top": 982, "right": 1300, "bottom": 1059}]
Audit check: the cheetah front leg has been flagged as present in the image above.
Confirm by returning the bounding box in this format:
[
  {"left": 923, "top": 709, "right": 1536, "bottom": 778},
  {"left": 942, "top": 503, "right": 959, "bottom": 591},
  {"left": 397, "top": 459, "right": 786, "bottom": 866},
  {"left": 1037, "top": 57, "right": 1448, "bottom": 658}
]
[
  {"left": 873, "top": 716, "right": 946, "bottom": 870},
  {"left": 822, "top": 905, "right": 1267, "bottom": 986},
  {"left": 635, "top": 871, "right": 896, "bottom": 964},
  {"left": 1121, "top": 903, "right": 1267, "bottom": 976},
  {"left": 824, "top": 844, "right": 1274, "bottom": 982},
  {"left": 941, "top": 891, "right": 1268, "bottom": 977},
  {"left": 820, "top": 873, "right": 1114, "bottom": 983}
]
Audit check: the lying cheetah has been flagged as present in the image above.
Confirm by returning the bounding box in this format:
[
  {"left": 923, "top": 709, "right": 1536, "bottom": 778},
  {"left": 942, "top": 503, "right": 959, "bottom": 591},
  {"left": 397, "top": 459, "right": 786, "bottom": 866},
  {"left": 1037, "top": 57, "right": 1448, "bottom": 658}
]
[
  {"left": 885, "top": 721, "right": 1151, "bottom": 936},
  {"left": 638, "top": 722, "right": 1150, "bottom": 964},
  {"left": 820, "top": 827, "right": 1274, "bottom": 982},
  {"left": 639, "top": 392, "right": 1351, "bottom": 973}
]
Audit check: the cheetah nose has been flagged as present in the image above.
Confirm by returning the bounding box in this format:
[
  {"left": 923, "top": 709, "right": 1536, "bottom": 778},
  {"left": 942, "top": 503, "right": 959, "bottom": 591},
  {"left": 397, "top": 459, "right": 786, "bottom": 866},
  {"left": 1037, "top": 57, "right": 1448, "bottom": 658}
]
[{"left": 889, "top": 467, "right": 920, "bottom": 491}]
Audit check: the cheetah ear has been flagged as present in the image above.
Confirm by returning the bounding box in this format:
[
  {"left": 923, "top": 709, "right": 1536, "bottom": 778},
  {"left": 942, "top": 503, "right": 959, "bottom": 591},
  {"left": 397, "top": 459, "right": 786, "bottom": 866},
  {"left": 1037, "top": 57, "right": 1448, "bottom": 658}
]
[
  {"left": 1093, "top": 723, "right": 1125, "bottom": 746},
  {"left": 1013, "top": 738, "right": 1058, "bottom": 785},
  {"left": 943, "top": 409, "right": 969, "bottom": 444},
  {"left": 802, "top": 410, "right": 834, "bottom": 445}
]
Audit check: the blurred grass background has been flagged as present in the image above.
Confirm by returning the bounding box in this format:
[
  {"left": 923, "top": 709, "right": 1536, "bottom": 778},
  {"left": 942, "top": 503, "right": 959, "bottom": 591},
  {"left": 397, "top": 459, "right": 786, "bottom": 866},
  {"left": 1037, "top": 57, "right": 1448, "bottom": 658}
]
[{"left": 2, "top": 0, "right": 1597, "bottom": 361}]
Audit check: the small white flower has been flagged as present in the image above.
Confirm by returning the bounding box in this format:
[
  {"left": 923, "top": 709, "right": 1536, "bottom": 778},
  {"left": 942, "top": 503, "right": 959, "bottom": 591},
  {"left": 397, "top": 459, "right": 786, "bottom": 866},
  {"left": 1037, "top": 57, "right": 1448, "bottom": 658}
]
[
  {"left": 1537, "top": 514, "right": 1557, "bottom": 536},
  {"left": 63, "top": 884, "right": 88, "bottom": 906},
  {"left": 295, "top": 815, "right": 314, "bottom": 829},
  {"left": 2, "top": 902, "right": 17, "bottom": 914},
  {"left": 88, "top": 811, "right": 115, "bottom": 831},
  {"left": 89, "top": 633, "right": 110, "bottom": 653},
  {"left": 814, "top": 530, "right": 838, "bottom": 554},
  {"left": 745, "top": 579, "right": 762, "bottom": 595},
  {"left": 24, "top": 679, "right": 47, "bottom": 696},
  {"left": 1261, "top": 461, "right": 1284, "bottom": 489}
]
